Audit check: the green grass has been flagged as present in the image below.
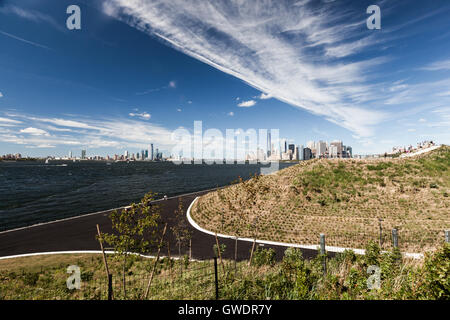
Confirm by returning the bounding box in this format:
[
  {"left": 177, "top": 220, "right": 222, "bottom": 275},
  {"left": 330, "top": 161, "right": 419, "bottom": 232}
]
[{"left": 1, "top": 243, "right": 448, "bottom": 300}]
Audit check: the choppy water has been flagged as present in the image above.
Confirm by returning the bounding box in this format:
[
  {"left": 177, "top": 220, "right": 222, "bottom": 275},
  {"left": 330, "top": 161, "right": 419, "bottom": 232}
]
[{"left": 0, "top": 160, "right": 294, "bottom": 231}]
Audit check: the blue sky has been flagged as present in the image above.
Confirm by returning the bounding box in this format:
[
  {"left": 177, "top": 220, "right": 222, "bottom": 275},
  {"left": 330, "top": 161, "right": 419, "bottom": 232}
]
[{"left": 0, "top": 0, "right": 449, "bottom": 157}]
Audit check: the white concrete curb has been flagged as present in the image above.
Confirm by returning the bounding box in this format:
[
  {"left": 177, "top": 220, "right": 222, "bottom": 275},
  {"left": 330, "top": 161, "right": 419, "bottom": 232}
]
[
  {"left": 186, "top": 197, "right": 424, "bottom": 259},
  {"left": 399, "top": 145, "right": 441, "bottom": 158},
  {"left": 0, "top": 250, "right": 199, "bottom": 261}
]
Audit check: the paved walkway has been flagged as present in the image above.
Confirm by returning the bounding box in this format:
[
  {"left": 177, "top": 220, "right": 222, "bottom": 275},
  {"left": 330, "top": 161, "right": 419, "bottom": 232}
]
[{"left": 0, "top": 190, "right": 321, "bottom": 261}]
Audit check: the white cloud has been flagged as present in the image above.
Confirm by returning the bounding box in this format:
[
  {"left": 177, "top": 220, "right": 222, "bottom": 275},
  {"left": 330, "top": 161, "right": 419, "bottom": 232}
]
[
  {"left": 177, "top": 108, "right": 182, "bottom": 112},
  {"left": 237, "top": 100, "right": 256, "bottom": 108},
  {"left": 0, "top": 117, "right": 21, "bottom": 124},
  {"left": 102, "top": 0, "right": 390, "bottom": 137},
  {"left": 20, "top": 127, "right": 50, "bottom": 136},
  {"left": 257, "top": 93, "right": 272, "bottom": 100},
  {"left": 168, "top": 81, "right": 176, "bottom": 88},
  {"left": 227, "top": 111, "right": 234, "bottom": 116},
  {"left": 420, "top": 59, "right": 450, "bottom": 71},
  {"left": 0, "top": 113, "right": 177, "bottom": 150},
  {"left": 29, "top": 117, "right": 98, "bottom": 129},
  {"left": 129, "top": 112, "right": 151, "bottom": 120},
  {"left": 25, "top": 144, "right": 56, "bottom": 149},
  {"left": 0, "top": 92, "right": 3, "bottom": 98},
  {"left": 419, "top": 118, "right": 426, "bottom": 122}
]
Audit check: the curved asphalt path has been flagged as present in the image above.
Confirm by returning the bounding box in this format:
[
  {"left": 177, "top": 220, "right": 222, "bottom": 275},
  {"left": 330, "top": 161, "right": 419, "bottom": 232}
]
[{"left": 0, "top": 190, "right": 323, "bottom": 261}]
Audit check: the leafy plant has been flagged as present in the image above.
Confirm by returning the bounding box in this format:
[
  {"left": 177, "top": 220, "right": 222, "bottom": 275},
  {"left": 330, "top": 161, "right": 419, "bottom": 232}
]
[{"left": 101, "top": 192, "right": 161, "bottom": 298}]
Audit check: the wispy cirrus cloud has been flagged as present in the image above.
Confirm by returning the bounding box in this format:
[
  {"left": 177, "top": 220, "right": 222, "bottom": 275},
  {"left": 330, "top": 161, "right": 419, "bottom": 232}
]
[
  {"left": 0, "top": 29, "right": 50, "bottom": 50},
  {"left": 0, "top": 117, "right": 21, "bottom": 124},
  {"left": 0, "top": 5, "right": 63, "bottom": 31},
  {"left": 101, "top": 0, "right": 392, "bottom": 137},
  {"left": 136, "top": 80, "right": 177, "bottom": 95},
  {"left": 0, "top": 112, "right": 177, "bottom": 151},
  {"left": 420, "top": 59, "right": 450, "bottom": 71}
]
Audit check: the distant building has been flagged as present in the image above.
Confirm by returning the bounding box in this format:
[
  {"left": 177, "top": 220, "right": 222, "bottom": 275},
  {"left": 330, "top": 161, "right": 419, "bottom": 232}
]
[
  {"left": 316, "top": 140, "right": 327, "bottom": 158},
  {"left": 267, "top": 131, "right": 272, "bottom": 157},
  {"left": 345, "top": 146, "right": 353, "bottom": 158},
  {"left": 303, "top": 147, "right": 312, "bottom": 160},
  {"left": 288, "top": 144, "right": 295, "bottom": 154},
  {"left": 330, "top": 140, "right": 343, "bottom": 158},
  {"left": 329, "top": 145, "right": 338, "bottom": 158},
  {"left": 150, "top": 143, "right": 154, "bottom": 161},
  {"left": 81, "top": 149, "right": 86, "bottom": 159},
  {"left": 298, "top": 145, "right": 304, "bottom": 160}
]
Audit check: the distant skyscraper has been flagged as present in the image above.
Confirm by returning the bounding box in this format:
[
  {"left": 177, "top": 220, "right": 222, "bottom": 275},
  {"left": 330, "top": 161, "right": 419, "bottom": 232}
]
[
  {"left": 288, "top": 144, "right": 295, "bottom": 154},
  {"left": 330, "top": 140, "right": 343, "bottom": 158},
  {"left": 316, "top": 141, "right": 327, "bottom": 158},
  {"left": 81, "top": 149, "right": 86, "bottom": 159},
  {"left": 303, "top": 147, "right": 312, "bottom": 160},
  {"left": 150, "top": 143, "right": 154, "bottom": 160},
  {"left": 145, "top": 150, "right": 149, "bottom": 159},
  {"left": 69, "top": 150, "right": 72, "bottom": 159},
  {"left": 267, "top": 131, "right": 272, "bottom": 157},
  {"left": 124, "top": 150, "right": 129, "bottom": 159},
  {"left": 141, "top": 150, "right": 145, "bottom": 160},
  {"left": 329, "top": 145, "right": 338, "bottom": 158},
  {"left": 346, "top": 146, "right": 353, "bottom": 158},
  {"left": 294, "top": 146, "right": 299, "bottom": 160}
]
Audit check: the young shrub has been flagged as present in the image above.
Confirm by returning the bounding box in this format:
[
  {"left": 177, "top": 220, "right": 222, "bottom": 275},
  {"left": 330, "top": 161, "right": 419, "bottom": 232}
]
[
  {"left": 212, "top": 243, "right": 226, "bottom": 257},
  {"left": 22, "top": 272, "right": 39, "bottom": 286},
  {"left": 253, "top": 247, "right": 276, "bottom": 267},
  {"left": 420, "top": 243, "right": 450, "bottom": 299},
  {"left": 364, "top": 241, "right": 381, "bottom": 266}
]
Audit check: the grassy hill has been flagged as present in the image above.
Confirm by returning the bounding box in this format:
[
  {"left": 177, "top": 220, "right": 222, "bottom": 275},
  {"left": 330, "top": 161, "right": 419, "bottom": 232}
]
[{"left": 191, "top": 146, "right": 450, "bottom": 253}]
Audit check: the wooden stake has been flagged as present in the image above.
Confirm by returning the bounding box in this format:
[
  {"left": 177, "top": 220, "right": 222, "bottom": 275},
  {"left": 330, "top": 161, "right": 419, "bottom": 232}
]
[
  {"left": 96, "top": 224, "right": 113, "bottom": 300},
  {"left": 248, "top": 238, "right": 256, "bottom": 266},
  {"left": 168, "top": 240, "right": 172, "bottom": 279},
  {"left": 143, "top": 223, "right": 167, "bottom": 300},
  {"left": 215, "top": 233, "right": 225, "bottom": 273}
]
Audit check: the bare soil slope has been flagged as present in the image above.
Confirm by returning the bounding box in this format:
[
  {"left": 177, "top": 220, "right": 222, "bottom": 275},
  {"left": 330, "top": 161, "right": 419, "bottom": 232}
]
[{"left": 191, "top": 146, "right": 450, "bottom": 253}]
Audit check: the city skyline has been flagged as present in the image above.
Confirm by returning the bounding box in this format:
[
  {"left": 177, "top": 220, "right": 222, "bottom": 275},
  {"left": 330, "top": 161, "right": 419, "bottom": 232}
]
[{"left": 0, "top": 1, "right": 449, "bottom": 157}]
